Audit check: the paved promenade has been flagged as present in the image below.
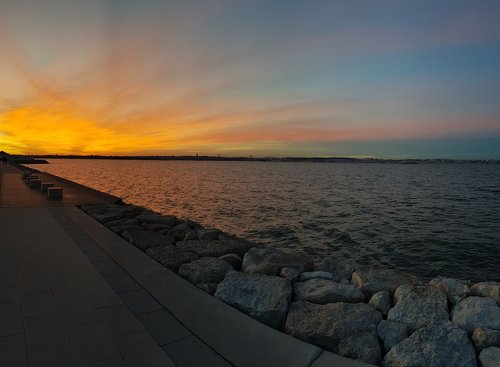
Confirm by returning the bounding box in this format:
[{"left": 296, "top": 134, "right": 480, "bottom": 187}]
[{"left": 0, "top": 163, "right": 370, "bottom": 367}]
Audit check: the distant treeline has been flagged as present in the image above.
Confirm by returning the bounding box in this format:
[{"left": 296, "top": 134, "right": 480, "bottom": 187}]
[{"left": 29, "top": 155, "right": 500, "bottom": 164}]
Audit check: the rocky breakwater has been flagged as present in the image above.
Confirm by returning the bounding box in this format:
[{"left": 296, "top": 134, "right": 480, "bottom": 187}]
[{"left": 81, "top": 203, "right": 500, "bottom": 367}]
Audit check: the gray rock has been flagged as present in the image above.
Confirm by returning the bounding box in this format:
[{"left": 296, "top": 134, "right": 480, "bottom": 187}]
[
  {"left": 479, "top": 347, "right": 500, "bottom": 367},
  {"left": 299, "top": 271, "right": 333, "bottom": 281},
  {"left": 214, "top": 271, "right": 292, "bottom": 329},
  {"left": 377, "top": 320, "right": 409, "bottom": 354},
  {"left": 196, "top": 228, "right": 221, "bottom": 241},
  {"left": 293, "top": 279, "right": 365, "bottom": 304},
  {"left": 388, "top": 285, "right": 449, "bottom": 332},
  {"left": 135, "top": 213, "right": 178, "bottom": 227},
  {"left": 369, "top": 291, "right": 392, "bottom": 317},
  {"left": 472, "top": 328, "right": 500, "bottom": 351},
  {"left": 142, "top": 222, "right": 172, "bottom": 232},
  {"left": 84, "top": 204, "right": 145, "bottom": 223},
  {"left": 430, "top": 276, "right": 470, "bottom": 305},
  {"left": 352, "top": 265, "right": 419, "bottom": 298},
  {"left": 146, "top": 245, "right": 199, "bottom": 271},
  {"left": 218, "top": 234, "right": 255, "bottom": 257},
  {"left": 122, "top": 229, "right": 175, "bottom": 251},
  {"left": 178, "top": 257, "right": 233, "bottom": 285},
  {"left": 218, "top": 253, "right": 242, "bottom": 270},
  {"left": 105, "top": 217, "right": 139, "bottom": 229},
  {"left": 284, "top": 301, "right": 382, "bottom": 364},
  {"left": 109, "top": 224, "right": 143, "bottom": 235},
  {"left": 196, "top": 283, "right": 218, "bottom": 295},
  {"left": 241, "top": 247, "right": 314, "bottom": 276},
  {"left": 172, "top": 222, "right": 194, "bottom": 241},
  {"left": 184, "top": 231, "right": 198, "bottom": 240},
  {"left": 280, "top": 267, "right": 300, "bottom": 283},
  {"left": 451, "top": 297, "right": 500, "bottom": 334},
  {"left": 314, "top": 257, "right": 355, "bottom": 282},
  {"left": 176, "top": 240, "right": 246, "bottom": 258},
  {"left": 337, "top": 331, "right": 381, "bottom": 365},
  {"left": 470, "top": 282, "right": 500, "bottom": 306},
  {"left": 382, "top": 321, "right": 477, "bottom": 367}
]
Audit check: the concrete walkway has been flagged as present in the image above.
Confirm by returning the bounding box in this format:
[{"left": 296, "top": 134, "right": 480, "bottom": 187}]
[{"left": 0, "top": 163, "right": 371, "bottom": 367}]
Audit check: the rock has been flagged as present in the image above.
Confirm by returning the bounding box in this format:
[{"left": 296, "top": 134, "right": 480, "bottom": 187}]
[
  {"left": 184, "top": 231, "right": 198, "bottom": 240},
  {"left": 217, "top": 234, "right": 255, "bottom": 257},
  {"left": 293, "top": 279, "right": 365, "bottom": 304},
  {"left": 352, "top": 265, "right": 419, "bottom": 298},
  {"left": 382, "top": 321, "right": 477, "bottom": 367},
  {"left": 178, "top": 257, "right": 233, "bottom": 285},
  {"left": 369, "top": 291, "right": 392, "bottom": 317},
  {"left": 104, "top": 218, "right": 139, "bottom": 229},
  {"left": 241, "top": 247, "right": 313, "bottom": 276},
  {"left": 196, "top": 228, "right": 221, "bottom": 241},
  {"left": 479, "top": 347, "right": 500, "bottom": 367},
  {"left": 451, "top": 297, "right": 500, "bottom": 334},
  {"left": 280, "top": 267, "right": 300, "bottom": 283},
  {"left": 84, "top": 204, "right": 145, "bottom": 223},
  {"left": 284, "top": 301, "right": 382, "bottom": 364},
  {"left": 337, "top": 331, "right": 381, "bottom": 365},
  {"left": 215, "top": 272, "right": 291, "bottom": 329},
  {"left": 122, "top": 229, "right": 175, "bottom": 251},
  {"left": 314, "top": 257, "right": 355, "bottom": 281},
  {"left": 142, "top": 222, "right": 172, "bottom": 232},
  {"left": 377, "top": 320, "right": 409, "bottom": 353},
  {"left": 196, "top": 283, "right": 218, "bottom": 295},
  {"left": 470, "top": 282, "right": 500, "bottom": 306},
  {"left": 146, "top": 245, "right": 199, "bottom": 271},
  {"left": 109, "top": 224, "right": 143, "bottom": 235},
  {"left": 430, "top": 276, "right": 470, "bottom": 305},
  {"left": 387, "top": 285, "right": 449, "bottom": 332},
  {"left": 218, "top": 253, "right": 242, "bottom": 270},
  {"left": 472, "top": 328, "right": 500, "bottom": 351},
  {"left": 176, "top": 240, "right": 246, "bottom": 258},
  {"left": 299, "top": 271, "right": 333, "bottom": 281},
  {"left": 135, "top": 213, "right": 178, "bottom": 227},
  {"left": 172, "top": 222, "right": 194, "bottom": 241}
]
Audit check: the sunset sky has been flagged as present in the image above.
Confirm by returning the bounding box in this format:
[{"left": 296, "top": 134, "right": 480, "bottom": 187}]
[{"left": 1, "top": 0, "right": 500, "bottom": 158}]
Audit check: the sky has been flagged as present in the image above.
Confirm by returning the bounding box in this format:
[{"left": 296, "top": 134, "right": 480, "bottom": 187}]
[{"left": 1, "top": 0, "right": 500, "bottom": 158}]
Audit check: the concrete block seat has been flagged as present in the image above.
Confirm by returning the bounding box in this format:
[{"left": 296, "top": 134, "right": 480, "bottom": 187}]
[
  {"left": 26, "top": 175, "right": 38, "bottom": 184},
  {"left": 41, "top": 182, "right": 54, "bottom": 193},
  {"left": 29, "top": 179, "right": 42, "bottom": 188},
  {"left": 47, "top": 186, "right": 63, "bottom": 198}
]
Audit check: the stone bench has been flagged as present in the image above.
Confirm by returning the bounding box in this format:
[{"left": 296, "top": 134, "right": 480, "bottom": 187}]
[
  {"left": 41, "top": 182, "right": 54, "bottom": 193},
  {"left": 22, "top": 172, "right": 33, "bottom": 179},
  {"left": 26, "top": 175, "right": 38, "bottom": 184},
  {"left": 29, "top": 179, "right": 42, "bottom": 189},
  {"left": 47, "top": 187, "right": 63, "bottom": 199}
]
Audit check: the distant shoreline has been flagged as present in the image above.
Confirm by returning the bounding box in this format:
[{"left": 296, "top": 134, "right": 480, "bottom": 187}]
[{"left": 27, "top": 155, "right": 500, "bottom": 164}]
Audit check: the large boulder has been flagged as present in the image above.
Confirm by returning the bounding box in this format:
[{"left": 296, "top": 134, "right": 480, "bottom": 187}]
[
  {"left": 387, "top": 285, "right": 449, "bottom": 332},
  {"left": 134, "top": 212, "right": 179, "bottom": 227},
  {"left": 109, "top": 223, "right": 144, "bottom": 236},
  {"left": 382, "top": 321, "right": 477, "bottom": 367},
  {"left": 377, "top": 320, "right": 408, "bottom": 354},
  {"left": 171, "top": 222, "right": 194, "bottom": 241},
  {"left": 284, "top": 301, "right": 382, "bottom": 364},
  {"left": 314, "top": 257, "right": 356, "bottom": 281},
  {"left": 280, "top": 267, "right": 300, "bottom": 283},
  {"left": 293, "top": 279, "right": 365, "bottom": 304},
  {"left": 177, "top": 240, "right": 248, "bottom": 258},
  {"left": 471, "top": 328, "right": 500, "bottom": 351},
  {"left": 214, "top": 271, "right": 291, "bottom": 329},
  {"left": 218, "top": 253, "right": 242, "bottom": 270},
  {"left": 470, "top": 282, "right": 500, "bottom": 306},
  {"left": 451, "top": 297, "right": 500, "bottom": 333},
  {"left": 479, "top": 347, "right": 500, "bottom": 367},
  {"left": 299, "top": 271, "right": 333, "bottom": 281},
  {"left": 178, "top": 257, "right": 233, "bottom": 285},
  {"left": 352, "top": 266, "right": 418, "bottom": 298},
  {"left": 196, "top": 228, "right": 221, "bottom": 241},
  {"left": 146, "top": 245, "right": 199, "bottom": 271},
  {"left": 83, "top": 204, "right": 145, "bottom": 223},
  {"left": 122, "top": 229, "right": 175, "bottom": 251},
  {"left": 242, "top": 247, "right": 313, "bottom": 276},
  {"left": 430, "top": 276, "right": 470, "bottom": 305},
  {"left": 369, "top": 291, "right": 392, "bottom": 317}
]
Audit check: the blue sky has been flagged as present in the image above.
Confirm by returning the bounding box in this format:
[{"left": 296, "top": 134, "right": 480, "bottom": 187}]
[{"left": 1, "top": 0, "right": 500, "bottom": 158}]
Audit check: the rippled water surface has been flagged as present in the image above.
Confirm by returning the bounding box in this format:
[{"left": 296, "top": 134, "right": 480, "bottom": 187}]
[{"left": 29, "top": 159, "right": 500, "bottom": 281}]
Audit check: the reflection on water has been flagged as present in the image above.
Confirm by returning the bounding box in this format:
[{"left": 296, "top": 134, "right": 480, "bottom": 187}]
[{"left": 29, "top": 159, "right": 500, "bottom": 282}]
